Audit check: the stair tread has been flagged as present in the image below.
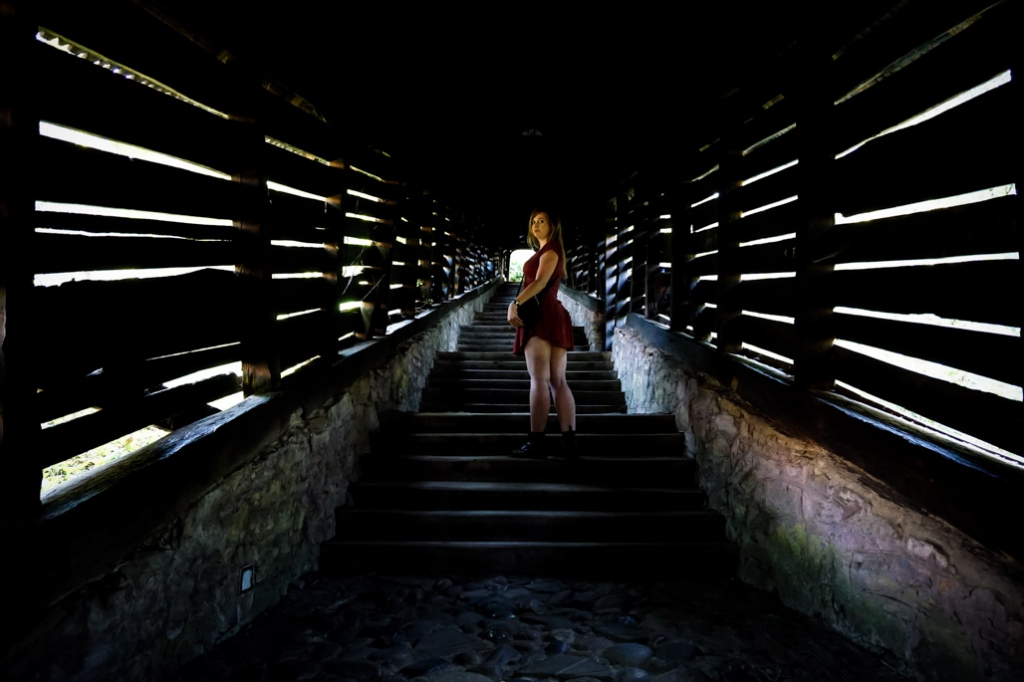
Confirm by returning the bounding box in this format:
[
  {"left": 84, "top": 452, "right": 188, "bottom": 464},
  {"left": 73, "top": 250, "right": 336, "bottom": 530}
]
[
  {"left": 321, "top": 284, "right": 735, "bottom": 579},
  {"left": 338, "top": 508, "right": 716, "bottom": 518},
  {"left": 355, "top": 480, "right": 695, "bottom": 493},
  {"left": 328, "top": 539, "right": 732, "bottom": 547}
]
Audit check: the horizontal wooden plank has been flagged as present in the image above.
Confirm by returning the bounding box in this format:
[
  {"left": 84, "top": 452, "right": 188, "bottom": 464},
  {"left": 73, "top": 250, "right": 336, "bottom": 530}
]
[
  {"left": 835, "top": 313, "right": 1019, "bottom": 388},
  {"left": 738, "top": 164, "right": 799, "bottom": 216},
  {"left": 39, "top": 373, "right": 241, "bottom": 469},
  {"left": 257, "top": 89, "right": 347, "bottom": 163},
  {"left": 389, "top": 264, "right": 419, "bottom": 286},
  {"left": 337, "top": 280, "right": 377, "bottom": 306},
  {"left": 833, "top": 195, "right": 1018, "bottom": 264},
  {"left": 731, "top": 239, "right": 798, "bottom": 276},
  {"left": 389, "top": 242, "right": 419, "bottom": 265},
  {"left": 736, "top": 315, "right": 797, "bottom": 362},
  {"left": 32, "top": 270, "right": 243, "bottom": 384},
  {"left": 267, "top": 191, "right": 345, "bottom": 238},
  {"left": 688, "top": 252, "right": 719, "bottom": 278},
  {"left": 35, "top": 46, "right": 254, "bottom": 177},
  {"left": 688, "top": 199, "right": 719, "bottom": 232},
  {"left": 388, "top": 285, "right": 417, "bottom": 313},
  {"left": 342, "top": 195, "right": 399, "bottom": 224},
  {"left": 37, "top": 343, "right": 241, "bottom": 423},
  {"left": 833, "top": 260, "right": 1018, "bottom": 327},
  {"left": 272, "top": 277, "right": 336, "bottom": 315},
  {"left": 36, "top": 137, "right": 254, "bottom": 221},
  {"left": 834, "top": 84, "right": 1016, "bottom": 217},
  {"left": 36, "top": 4, "right": 246, "bottom": 117},
  {"left": 736, "top": 95, "right": 795, "bottom": 158},
  {"left": 646, "top": 231, "right": 671, "bottom": 258},
  {"left": 35, "top": 233, "right": 235, "bottom": 274},
  {"left": 34, "top": 211, "right": 238, "bottom": 241},
  {"left": 740, "top": 130, "right": 797, "bottom": 185},
  {"left": 834, "top": 346, "right": 1019, "bottom": 454},
  {"left": 733, "top": 278, "right": 797, "bottom": 318},
  {"left": 733, "top": 203, "right": 801, "bottom": 246},
  {"left": 687, "top": 168, "right": 720, "bottom": 205},
  {"left": 830, "top": 0, "right": 1001, "bottom": 105},
  {"left": 692, "top": 305, "right": 718, "bottom": 339},
  {"left": 337, "top": 307, "right": 371, "bottom": 336},
  {"left": 340, "top": 216, "right": 385, "bottom": 242},
  {"left": 833, "top": 3, "right": 1015, "bottom": 158},
  {"left": 265, "top": 143, "right": 348, "bottom": 201},
  {"left": 277, "top": 310, "right": 335, "bottom": 366},
  {"left": 689, "top": 279, "right": 718, "bottom": 306},
  {"left": 678, "top": 226, "right": 717, "bottom": 256},
  {"left": 270, "top": 244, "right": 338, "bottom": 275}
]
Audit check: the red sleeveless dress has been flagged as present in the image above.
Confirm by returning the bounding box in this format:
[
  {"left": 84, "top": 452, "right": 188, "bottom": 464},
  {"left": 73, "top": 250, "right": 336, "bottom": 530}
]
[{"left": 512, "top": 241, "right": 575, "bottom": 355}]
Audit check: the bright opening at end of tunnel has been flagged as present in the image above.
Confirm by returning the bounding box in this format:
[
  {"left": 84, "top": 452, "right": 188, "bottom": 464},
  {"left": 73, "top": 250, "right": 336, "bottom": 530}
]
[{"left": 509, "top": 250, "right": 533, "bottom": 282}]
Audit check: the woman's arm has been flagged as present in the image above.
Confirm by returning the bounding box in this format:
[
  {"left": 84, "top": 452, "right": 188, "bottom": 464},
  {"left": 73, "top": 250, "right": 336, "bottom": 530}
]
[{"left": 508, "top": 250, "right": 559, "bottom": 327}]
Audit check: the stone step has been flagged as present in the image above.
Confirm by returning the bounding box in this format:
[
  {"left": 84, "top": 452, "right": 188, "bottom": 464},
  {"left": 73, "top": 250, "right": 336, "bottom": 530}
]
[
  {"left": 320, "top": 284, "right": 735, "bottom": 581},
  {"left": 421, "top": 388, "right": 626, "bottom": 405},
  {"left": 371, "top": 432, "right": 683, "bottom": 456},
  {"left": 378, "top": 413, "right": 676, "bottom": 433},
  {"left": 346, "top": 480, "right": 707, "bottom": 511},
  {"left": 363, "top": 454, "right": 694, "bottom": 484},
  {"left": 437, "top": 351, "right": 610, "bottom": 362},
  {"left": 378, "top": 412, "right": 673, "bottom": 432},
  {"left": 333, "top": 509, "right": 725, "bottom": 541},
  {"left": 321, "top": 540, "right": 738, "bottom": 580},
  {"left": 432, "top": 359, "right": 615, "bottom": 371},
  {"left": 418, "top": 403, "right": 628, "bottom": 414},
  {"left": 428, "top": 368, "right": 618, "bottom": 381},
  {"left": 426, "top": 378, "right": 623, "bottom": 391}
]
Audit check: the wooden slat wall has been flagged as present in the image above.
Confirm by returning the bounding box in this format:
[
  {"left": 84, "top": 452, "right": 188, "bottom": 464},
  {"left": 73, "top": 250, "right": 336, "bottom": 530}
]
[
  {"left": 569, "top": 0, "right": 1020, "bottom": 457},
  {"left": 0, "top": 4, "right": 497, "bottom": 514}
]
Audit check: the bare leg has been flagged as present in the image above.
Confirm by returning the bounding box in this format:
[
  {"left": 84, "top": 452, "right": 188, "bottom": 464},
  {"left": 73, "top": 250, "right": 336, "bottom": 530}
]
[
  {"left": 549, "top": 346, "right": 576, "bottom": 432},
  {"left": 524, "top": 336, "right": 552, "bottom": 433}
]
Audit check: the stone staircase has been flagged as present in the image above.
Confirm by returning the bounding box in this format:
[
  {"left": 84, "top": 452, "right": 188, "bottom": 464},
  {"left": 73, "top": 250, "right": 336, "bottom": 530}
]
[{"left": 322, "top": 282, "right": 737, "bottom": 579}]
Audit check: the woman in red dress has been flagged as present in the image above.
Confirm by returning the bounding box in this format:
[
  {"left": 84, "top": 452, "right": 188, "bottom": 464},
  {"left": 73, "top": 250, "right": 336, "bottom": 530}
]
[{"left": 507, "top": 210, "right": 577, "bottom": 459}]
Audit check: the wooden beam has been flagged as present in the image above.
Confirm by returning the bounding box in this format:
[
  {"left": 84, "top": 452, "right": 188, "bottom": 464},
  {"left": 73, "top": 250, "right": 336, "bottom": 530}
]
[
  {"left": 715, "top": 139, "right": 743, "bottom": 354},
  {"left": 0, "top": 2, "right": 42, "bottom": 521},
  {"left": 793, "top": 35, "right": 837, "bottom": 390}
]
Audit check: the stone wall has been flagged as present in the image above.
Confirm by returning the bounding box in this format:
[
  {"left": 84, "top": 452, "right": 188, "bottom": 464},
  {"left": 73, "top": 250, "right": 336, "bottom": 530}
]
[
  {"left": 558, "top": 286, "right": 605, "bottom": 351},
  {"left": 611, "top": 323, "right": 1024, "bottom": 682},
  {"left": 9, "top": 284, "right": 497, "bottom": 682}
]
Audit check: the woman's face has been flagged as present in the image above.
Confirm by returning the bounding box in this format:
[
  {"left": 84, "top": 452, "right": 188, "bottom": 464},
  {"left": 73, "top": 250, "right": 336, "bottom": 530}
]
[{"left": 531, "top": 212, "right": 552, "bottom": 242}]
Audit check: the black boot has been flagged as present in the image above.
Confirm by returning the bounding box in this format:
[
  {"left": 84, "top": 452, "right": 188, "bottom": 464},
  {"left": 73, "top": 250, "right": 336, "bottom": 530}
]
[
  {"left": 512, "top": 431, "right": 546, "bottom": 459},
  {"left": 561, "top": 428, "right": 578, "bottom": 462}
]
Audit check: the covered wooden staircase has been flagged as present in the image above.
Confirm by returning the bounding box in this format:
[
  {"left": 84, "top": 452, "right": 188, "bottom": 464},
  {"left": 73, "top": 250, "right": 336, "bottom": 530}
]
[{"left": 322, "top": 283, "right": 738, "bottom": 579}]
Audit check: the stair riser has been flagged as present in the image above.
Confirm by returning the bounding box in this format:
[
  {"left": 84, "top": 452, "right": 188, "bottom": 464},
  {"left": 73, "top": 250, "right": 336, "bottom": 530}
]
[
  {"left": 349, "top": 487, "right": 706, "bottom": 511},
  {"left": 363, "top": 459, "right": 694, "bottom": 484},
  {"left": 322, "top": 542, "right": 738, "bottom": 580},
  {"left": 438, "top": 351, "right": 609, "bottom": 361},
  {"left": 372, "top": 434, "right": 685, "bottom": 457},
  {"left": 421, "top": 389, "right": 626, "bottom": 404},
  {"left": 433, "top": 361, "right": 615, "bottom": 371},
  {"left": 380, "top": 413, "right": 680, "bottom": 434},
  {"left": 419, "top": 404, "right": 628, "bottom": 414},
  {"left": 426, "top": 380, "right": 624, "bottom": 391},
  {"left": 333, "top": 512, "right": 726, "bottom": 541},
  {"left": 429, "top": 370, "right": 619, "bottom": 381}
]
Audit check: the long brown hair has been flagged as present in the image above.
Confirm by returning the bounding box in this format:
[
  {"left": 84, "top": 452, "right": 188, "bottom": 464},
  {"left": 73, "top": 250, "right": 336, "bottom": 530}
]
[{"left": 525, "top": 209, "right": 567, "bottom": 277}]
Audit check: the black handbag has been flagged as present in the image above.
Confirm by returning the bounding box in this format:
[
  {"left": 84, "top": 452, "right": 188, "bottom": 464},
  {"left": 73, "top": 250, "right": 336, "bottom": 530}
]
[
  {"left": 515, "top": 280, "right": 543, "bottom": 327},
  {"left": 517, "top": 296, "right": 542, "bottom": 327}
]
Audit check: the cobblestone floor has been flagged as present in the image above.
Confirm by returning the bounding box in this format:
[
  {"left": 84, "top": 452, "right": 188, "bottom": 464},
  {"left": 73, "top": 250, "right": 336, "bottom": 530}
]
[{"left": 171, "top": 572, "right": 912, "bottom": 682}]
